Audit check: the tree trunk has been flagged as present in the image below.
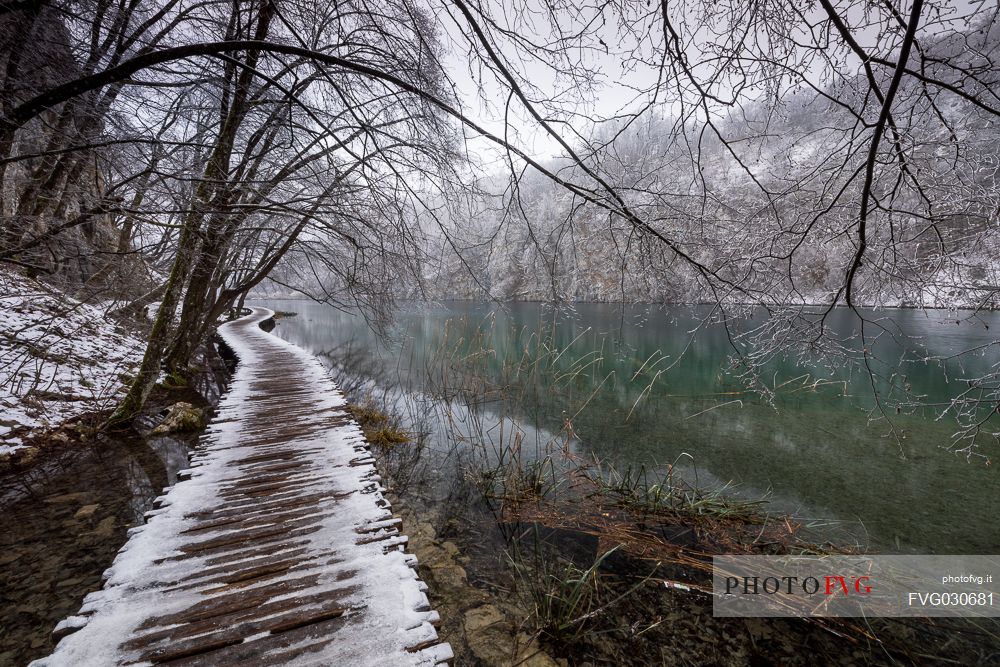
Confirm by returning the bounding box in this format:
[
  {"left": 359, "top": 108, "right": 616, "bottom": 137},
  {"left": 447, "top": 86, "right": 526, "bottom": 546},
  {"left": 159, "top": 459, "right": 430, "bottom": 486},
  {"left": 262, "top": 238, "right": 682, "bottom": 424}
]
[
  {"left": 107, "top": 0, "right": 276, "bottom": 424},
  {"left": 164, "top": 231, "right": 225, "bottom": 374},
  {"left": 106, "top": 214, "right": 201, "bottom": 425}
]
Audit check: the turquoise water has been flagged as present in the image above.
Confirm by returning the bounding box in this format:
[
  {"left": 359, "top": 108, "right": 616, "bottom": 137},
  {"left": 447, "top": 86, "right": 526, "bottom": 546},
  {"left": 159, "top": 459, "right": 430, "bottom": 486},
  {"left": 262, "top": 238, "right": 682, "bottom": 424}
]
[{"left": 264, "top": 300, "right": 1000, "bottom": 554}]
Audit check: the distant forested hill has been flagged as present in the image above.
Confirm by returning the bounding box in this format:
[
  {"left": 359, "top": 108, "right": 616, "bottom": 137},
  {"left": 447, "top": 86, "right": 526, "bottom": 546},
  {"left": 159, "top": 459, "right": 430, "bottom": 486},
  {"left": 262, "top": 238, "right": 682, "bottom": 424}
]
[{"left": 423, "top": 19, "right": 1000, "bottom": 309}]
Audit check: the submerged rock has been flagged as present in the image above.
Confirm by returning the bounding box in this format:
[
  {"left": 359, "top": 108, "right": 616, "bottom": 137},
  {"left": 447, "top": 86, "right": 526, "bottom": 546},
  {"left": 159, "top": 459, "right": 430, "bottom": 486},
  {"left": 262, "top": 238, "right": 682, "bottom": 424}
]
[
  {"left": 464, "top": 604, "right": 504, "bottom": 633},
  {"left": 90, "top": 516, "right": 117, "bottom": 539},
  {"left": 152, "top": 402, "right": 205, "bottom": 435},
  {"left": 73, "top": 505, "right": 99, "bottom": 520},
  {"left": 44, "top": 492, "right": 92, "bottom": 505}
]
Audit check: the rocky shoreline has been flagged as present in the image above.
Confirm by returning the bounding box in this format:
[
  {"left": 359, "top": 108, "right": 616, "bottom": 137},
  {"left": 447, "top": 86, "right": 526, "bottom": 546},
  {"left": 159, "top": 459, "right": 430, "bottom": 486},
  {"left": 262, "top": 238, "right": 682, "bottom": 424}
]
[{"left": 397, "top": 504, "right": 561, "bottom": 666}]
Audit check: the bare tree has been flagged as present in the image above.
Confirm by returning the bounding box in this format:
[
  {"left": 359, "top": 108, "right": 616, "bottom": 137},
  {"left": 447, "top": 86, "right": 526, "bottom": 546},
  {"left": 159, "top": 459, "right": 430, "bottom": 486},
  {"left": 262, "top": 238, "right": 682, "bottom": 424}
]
[{"left": 0, "top": 0, "right": 997, "bottom": 448}]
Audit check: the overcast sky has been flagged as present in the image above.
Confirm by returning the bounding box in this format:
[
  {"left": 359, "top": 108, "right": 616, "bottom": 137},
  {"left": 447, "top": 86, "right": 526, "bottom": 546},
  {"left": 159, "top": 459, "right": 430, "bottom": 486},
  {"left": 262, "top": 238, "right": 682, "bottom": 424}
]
[{"left": 431, "top": 0, "right": 987, "bottom": 167}]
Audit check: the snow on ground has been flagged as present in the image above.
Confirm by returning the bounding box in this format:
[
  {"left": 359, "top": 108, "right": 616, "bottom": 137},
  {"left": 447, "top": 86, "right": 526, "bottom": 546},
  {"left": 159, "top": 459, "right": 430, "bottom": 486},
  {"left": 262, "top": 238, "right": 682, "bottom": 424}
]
[{"left": 0, "top": 270, "right": 145, "bottom": 453}]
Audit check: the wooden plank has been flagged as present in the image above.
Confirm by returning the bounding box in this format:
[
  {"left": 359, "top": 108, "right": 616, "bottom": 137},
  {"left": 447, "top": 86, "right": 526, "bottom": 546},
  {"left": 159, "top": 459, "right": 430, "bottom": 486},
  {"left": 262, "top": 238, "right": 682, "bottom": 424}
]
[{"left": 33, "top": 308, "right": 452, "bottom": 666}]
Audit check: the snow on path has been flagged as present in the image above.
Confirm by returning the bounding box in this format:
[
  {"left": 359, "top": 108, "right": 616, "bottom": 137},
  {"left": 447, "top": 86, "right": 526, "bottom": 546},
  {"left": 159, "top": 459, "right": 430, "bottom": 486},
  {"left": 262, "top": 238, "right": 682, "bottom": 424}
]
[{"left": 32, "top": 308, "right": 452, "bottom": 666}]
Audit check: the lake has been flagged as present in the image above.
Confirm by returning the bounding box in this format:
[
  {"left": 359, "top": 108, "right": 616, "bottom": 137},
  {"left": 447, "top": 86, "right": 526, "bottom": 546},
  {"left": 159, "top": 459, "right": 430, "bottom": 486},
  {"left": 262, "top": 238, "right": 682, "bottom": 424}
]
[{"left": 262, "top": 300, "right": 999, "bottom": 554}]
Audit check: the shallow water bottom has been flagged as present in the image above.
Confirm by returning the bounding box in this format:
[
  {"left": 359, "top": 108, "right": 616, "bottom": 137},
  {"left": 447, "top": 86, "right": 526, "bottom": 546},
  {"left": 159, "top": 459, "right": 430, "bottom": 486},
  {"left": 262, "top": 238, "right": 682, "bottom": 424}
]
[{"left": 0, "top": 430, "right": 194, "bottom": 667}]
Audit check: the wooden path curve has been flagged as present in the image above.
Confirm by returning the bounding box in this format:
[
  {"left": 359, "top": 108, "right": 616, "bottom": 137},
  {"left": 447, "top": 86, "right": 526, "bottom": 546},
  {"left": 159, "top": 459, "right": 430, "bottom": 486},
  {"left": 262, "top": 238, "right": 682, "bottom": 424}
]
[{"left": 33, "top": 308, "right": 452, "bottom": 666}]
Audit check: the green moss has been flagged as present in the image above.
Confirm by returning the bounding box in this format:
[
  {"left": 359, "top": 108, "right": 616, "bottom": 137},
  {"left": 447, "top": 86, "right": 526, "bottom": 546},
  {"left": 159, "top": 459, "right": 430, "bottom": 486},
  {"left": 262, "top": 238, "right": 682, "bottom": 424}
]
[
  {"left": 152, "top": 402, "right": 206, "bottom": 434},
  {"left": 162, "top": 370, "right": 188, "bottom": 389}
]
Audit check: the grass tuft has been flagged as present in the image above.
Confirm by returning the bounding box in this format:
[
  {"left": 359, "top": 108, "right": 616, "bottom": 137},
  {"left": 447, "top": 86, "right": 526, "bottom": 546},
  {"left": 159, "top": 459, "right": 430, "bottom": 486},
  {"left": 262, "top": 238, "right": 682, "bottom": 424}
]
[
  {"left": 511, "top": 547, "right": 613, "bottom": 643},
  {"left": 348, "top": 400, "right": 412, "bottom": 447}
]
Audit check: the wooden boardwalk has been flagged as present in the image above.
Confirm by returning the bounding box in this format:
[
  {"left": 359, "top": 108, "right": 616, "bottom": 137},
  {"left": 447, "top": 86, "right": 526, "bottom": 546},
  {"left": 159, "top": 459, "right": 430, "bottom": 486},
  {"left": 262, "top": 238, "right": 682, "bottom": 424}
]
[{"left": 34, "top": 308, "right": 451, "bottom": 666}]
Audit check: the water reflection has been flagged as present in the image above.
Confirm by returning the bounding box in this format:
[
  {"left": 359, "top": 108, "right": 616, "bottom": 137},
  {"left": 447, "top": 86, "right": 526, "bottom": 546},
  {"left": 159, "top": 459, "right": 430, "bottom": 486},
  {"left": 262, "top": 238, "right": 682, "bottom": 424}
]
[{"left": 264, "top": 300, "right": 1000, "bottom": 554}]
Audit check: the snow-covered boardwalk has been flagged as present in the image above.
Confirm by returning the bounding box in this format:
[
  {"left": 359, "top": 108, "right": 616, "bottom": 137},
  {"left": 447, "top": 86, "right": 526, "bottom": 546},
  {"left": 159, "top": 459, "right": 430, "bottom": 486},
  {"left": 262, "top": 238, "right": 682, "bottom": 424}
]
[{"left": 34, "top": 308, "right": 452, "bottom": 666}]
